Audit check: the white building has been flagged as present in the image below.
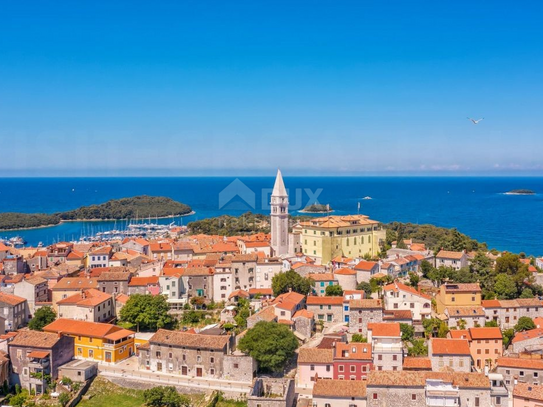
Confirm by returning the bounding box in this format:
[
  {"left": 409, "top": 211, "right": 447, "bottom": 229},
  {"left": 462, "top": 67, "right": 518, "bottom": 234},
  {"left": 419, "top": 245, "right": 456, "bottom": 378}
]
[{"left": 383, "top": 280, "right": 432, "bottom": 321}]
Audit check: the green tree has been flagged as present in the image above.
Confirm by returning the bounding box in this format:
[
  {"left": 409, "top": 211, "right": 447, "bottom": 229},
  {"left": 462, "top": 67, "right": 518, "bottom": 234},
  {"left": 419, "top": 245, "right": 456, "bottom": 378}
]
[
  {"left": 515, "top": 317, "right": 536, "bottom": 332},
  {"left": 423, "top": 318, "right": 449, "bottom": 338},
  {"left": 271, "top": 270, "right": 313, "bottom": 297},
  {"left": 400, "top": 323, "right": 415, "bottom": 342},
  {"left": 58, "top": 392, "right": 71, "bottom": 407},
  {"left": 351, "top": 334, "right": 368, "bottom": 343},
  {"left": 234, "top": 298, "right": 251, "bottom": 329},
  {"left": 120, "top": 294, "right": 174, "bottom": 331},
  {"left": 503, "top": 328, "right": 515, "bottom": 348},
  {"left": 485, "top": 320, "right": 499, "bottom": 327},
  {"left": 238, "top": 321, "right": 298, "bottom": 372},
  {"left": 408, "top": 272, "right": 420, "bottom": 288},
  {"left": 520, "top": 288, "right": 534, "bottom": 298},
  {"left": 457, "top": 319, "right": 467, "bottom": 330},
  {"left": 407, "top": 339, "right": 428, "bottom": 356},
  {"left": 356, "top": 281, "right": 373, "bottom": 297},
  {"left": 181, "top": 310, "right": 203, "bottom": 325},
  {"left": 143, "top": 386, "right": 190, "bottom": 407},
  {"left": 428, "top": 266, "right": 452, "bottom": 287},
  {"left": 494, "top": 274, "right": 517, "bottom": 299},
  {"left": 325, "top": 285, "right": 343, "bottom": 297},
  {"left": 28, "top": 306, "right": 56, "bottom": 331},
  {"left": 420, "top": 260, "right": 433, "bottom": 279}
]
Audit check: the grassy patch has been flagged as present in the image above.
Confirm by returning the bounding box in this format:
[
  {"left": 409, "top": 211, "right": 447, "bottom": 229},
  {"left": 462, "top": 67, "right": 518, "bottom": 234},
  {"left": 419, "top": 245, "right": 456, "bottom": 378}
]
[{"left": 77, "top": 377, "right": 205, "bottom": 407}]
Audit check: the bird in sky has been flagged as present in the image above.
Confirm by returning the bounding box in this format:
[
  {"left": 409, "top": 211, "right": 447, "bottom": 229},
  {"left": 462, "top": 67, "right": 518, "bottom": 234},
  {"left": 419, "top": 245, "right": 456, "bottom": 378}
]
[{"left": 467, "top": 117, "right": 484, "bottom": 124}]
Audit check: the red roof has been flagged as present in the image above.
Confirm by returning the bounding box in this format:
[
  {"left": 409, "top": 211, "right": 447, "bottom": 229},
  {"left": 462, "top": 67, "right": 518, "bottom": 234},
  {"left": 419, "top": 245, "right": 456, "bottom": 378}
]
[
  {"left": 368, "top": 322, "right": 401, "bottom": 337},
  {"left": 354, "top": 261, "right": 378, "bottom": 271},
  {"left": 431, "top": 338, "right": 471, "bottom": 355},
  {"left": 306, "top": 296, "right": 344, "bottom": 305}
]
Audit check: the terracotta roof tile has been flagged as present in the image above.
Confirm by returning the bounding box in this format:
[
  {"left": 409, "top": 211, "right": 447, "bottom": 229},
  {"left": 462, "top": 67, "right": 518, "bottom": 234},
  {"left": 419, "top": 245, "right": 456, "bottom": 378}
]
[
  {"left": 367, "top": 322, "right": 401, "bottom": 337},
  {"left": 513, "top": 382, "right": 543, "bottom": 402},
  {"left": 298, "top": 347, "right": 334, "bottom": 364},
  {"left": 149, "top": 329, "right": 229, "bottom": 350},
  {"left": 313, "top": 379, "right": 366, "bottom": 398},
  {"left": 430, "top": 338, "right": 471, "bottom": 355}
]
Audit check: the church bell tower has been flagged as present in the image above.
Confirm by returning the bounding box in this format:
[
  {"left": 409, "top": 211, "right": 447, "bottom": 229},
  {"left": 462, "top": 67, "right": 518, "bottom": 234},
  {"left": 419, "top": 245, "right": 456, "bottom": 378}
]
[{"left": 270, "top": 169, "right": 289, "bottom": 256}]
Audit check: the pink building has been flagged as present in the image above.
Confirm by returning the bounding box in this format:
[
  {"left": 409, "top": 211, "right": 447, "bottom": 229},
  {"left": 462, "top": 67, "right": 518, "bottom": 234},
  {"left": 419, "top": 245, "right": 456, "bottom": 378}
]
[{"left": 297, "top": 348, "right": 334, "bottom": 390}]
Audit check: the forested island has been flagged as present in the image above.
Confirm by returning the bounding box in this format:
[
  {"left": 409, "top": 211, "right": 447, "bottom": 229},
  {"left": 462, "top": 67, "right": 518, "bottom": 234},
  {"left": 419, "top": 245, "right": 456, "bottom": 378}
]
[
  {"left": 0, "top": 196, "right": 192, "bottom": 231},
  {"left": 300, "top": 203, "right": 333, "bottom": 213},
  {"left": 505, "top": 189, "right": 535, "bottom": 195}
]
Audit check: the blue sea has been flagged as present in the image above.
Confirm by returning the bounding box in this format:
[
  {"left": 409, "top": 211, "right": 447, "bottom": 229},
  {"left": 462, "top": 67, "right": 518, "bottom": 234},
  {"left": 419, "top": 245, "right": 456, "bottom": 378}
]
[{"left": 0, "top": 177, "right": 542, "bottom": 256}]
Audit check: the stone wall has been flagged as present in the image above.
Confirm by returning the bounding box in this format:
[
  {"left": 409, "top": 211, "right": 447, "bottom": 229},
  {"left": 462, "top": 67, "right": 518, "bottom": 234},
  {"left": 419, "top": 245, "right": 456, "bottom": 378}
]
[
  {"left": 222, "top": 354, "right": 256, "bottom": 382},
  {"left": 247, "top": 378, "right": 295, "bottom": 407},
  {"left": 349, "top": 308, "right": 383, "bottom": 336}
]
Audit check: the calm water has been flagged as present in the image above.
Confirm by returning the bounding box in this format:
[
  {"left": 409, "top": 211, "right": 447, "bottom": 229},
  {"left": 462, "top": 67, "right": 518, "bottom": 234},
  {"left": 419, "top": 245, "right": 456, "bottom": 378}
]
[{"left": 0, "top": 177, "right": 542, "bottom": 255}]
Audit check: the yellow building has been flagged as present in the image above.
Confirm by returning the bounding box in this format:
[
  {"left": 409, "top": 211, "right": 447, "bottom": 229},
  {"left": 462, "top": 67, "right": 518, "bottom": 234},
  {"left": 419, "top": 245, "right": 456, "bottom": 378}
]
[
  {"left": 435, "top": 283, "right": 482, "bottom": 314},
  {"left": 43, "top": 318, "right": 135, "bottom": 364},
  {"left": 299, "top": 215, "right": 386, "bottom": 265}
]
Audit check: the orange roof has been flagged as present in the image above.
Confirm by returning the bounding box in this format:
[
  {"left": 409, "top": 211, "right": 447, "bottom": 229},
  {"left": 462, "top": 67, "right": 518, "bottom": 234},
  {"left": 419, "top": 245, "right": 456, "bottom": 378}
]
[
  {"left": 367, "top": 322, "right": 401, "bottom": 337},
  {"left": 349, "top": 299, "right": 382, "bottom": 309},
  {"left": 28, "top": 350, "right": 50, "bottom": 359},
  {"left": 431, "top": 338, "right": 471, "bottom": 355},
  {"left": 436, "top": 250, "right": 465, "bottom": 260},
  {"left": 57, "top": 289, "right": 112, "bottom": 307},
  {"left": 334, "top": 342, "right": 372, "bottom": 360},
  {"left": 67, "top": 250, "right": 84, "bottom": 260},
  {"left": 513, "top": 382, "right": 543, "bottom": 402},
  {"left": 468, "top": 327, "right": 502, "bottom": 340},
  {"left": 497, "top": 357, "right": 543, "bottom": 370},
  {"left": 353, "top": 261, "right": 378, "bottom": 271},
  {"left": 334, "top": 267, "right": 357, "bottom": 276},
  {"left": 403, "top": 357, "right": 432, "bottom": 370},
  {"left": 0, "top": 292, "right": 26, "bottom": 306},
  {"left": 228, "top": 289, "right": 249, "bottom": 299},
  {"left": 307, "top": 273, "right": 336, "bottom": 281},
  {"left": 44, "top": 318, "right": 134, "bottom": 340},
  {"left": 482, "top": 299, "right": 501, "bottom": 308},
  {"left": 449, "top": 330, "right": 470, "bottom": 340},
  {"left": 52, "top": 277, "right": 98, "bottom": 291},
  {"left": 149, "top": 243, "right": 172, "bottom": 252},
  {"left": 248, "top": 288, "right": 273, "bottom": 296},
  {"left": 128, "top": 276, "right": 159, "bottom": 286},
  {"left": 306, "top": 296, "right": 344, "bottom": 306},
  {"left": 115, "top": 293, "right": 130, "bottom": 304},
  {"left": 512, "top": 328, "right": 543, "bottom": 344},
  {"left": 293, "top": 309, "right": 314, "bottom": 319},
  {"left": 384, "top": 281, "right": 431, "bottom": 300},
  {"left": 271, "top": 291, "right": 305, "bottom": 306}
]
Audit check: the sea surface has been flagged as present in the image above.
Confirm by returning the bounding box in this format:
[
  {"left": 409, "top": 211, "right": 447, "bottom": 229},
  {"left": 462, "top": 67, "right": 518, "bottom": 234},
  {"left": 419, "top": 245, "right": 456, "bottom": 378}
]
[{"left": 0, "top": 177, "right": 542, "bottom": 255}]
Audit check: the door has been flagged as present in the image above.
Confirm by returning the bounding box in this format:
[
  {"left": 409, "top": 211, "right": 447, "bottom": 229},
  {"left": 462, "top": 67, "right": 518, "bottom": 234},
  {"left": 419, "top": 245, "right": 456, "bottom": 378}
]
[
  {"left": 196, "top": 367, "right": 203, "bottom": 377},
  {"left": 105, "top": 351, "right": 112, "bottom": 363},
  {"left": 157, "top": 362, "right": 163, "bottom": 371},
  {"left": 182, "top": 366, "right": 188, "bottom": 375}
]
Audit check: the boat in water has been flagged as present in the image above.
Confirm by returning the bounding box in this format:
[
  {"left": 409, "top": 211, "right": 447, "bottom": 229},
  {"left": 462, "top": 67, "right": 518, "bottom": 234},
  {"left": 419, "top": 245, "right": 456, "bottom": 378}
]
[{"left": 363, "top": 196, "right": 372, "bottom": 200}]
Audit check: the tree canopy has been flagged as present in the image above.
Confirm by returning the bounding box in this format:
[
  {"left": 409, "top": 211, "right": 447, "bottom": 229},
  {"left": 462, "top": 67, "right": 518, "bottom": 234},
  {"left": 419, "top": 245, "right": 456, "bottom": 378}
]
[
  {"left": 271, "top": 270, "right": 313, "bottom": 297},
  {"left": 28, "top": 307, "right": 56, "bottom": 331},
  {"left": 143, "top": 386, "right": 190, "bottom": 407},
  {"left": 515, "top": 317, "right": 536, "bottom": 332},
  {"left": 325, "top": 285, "right": 343, "bottom": 296},
  {"left": 238, "top": 321, "right": 298, "bottom": 372},
  {"left": 120, "top": 294, "right": 174, "bottom": 331}
]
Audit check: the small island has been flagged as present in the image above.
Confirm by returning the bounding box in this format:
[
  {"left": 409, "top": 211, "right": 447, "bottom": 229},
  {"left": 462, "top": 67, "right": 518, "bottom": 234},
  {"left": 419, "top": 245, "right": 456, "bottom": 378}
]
[
  {"left": 300, "top": 203, "right": 333, "bottom": 213},
  {"left": 0, "top": 195, "right": 193, "bottom": 231},
  {"left": 505, "top": 189, "right": 535, "bottom": 195}
]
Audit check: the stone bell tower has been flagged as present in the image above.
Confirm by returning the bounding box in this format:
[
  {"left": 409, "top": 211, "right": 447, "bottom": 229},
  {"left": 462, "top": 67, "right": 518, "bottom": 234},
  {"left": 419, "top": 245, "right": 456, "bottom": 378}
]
[{"left": 270, "top": 169, "right": 289, "bottom": 256}]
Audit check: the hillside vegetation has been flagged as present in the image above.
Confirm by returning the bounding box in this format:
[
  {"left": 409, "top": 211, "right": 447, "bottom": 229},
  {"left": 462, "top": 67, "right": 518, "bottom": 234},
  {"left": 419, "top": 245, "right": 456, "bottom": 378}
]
[
  {"left": 0, "top": 196, "right": 192, "bottom": 231},
  {"left": 385, "top": 222, "right": 488, "bottom": 253}
]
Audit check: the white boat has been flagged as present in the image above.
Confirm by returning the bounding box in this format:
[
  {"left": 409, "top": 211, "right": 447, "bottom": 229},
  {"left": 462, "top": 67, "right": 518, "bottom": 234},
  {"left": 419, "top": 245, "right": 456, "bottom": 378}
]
[{"left": 363, "top": 196, "right": 372, "bottom": 200}]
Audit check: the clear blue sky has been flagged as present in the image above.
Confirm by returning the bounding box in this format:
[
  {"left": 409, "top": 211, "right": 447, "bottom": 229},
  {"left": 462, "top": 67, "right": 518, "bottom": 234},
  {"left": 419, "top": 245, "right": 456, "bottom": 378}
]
[{"left": 1, "top": 1, "right": 542, "bottom": 176}]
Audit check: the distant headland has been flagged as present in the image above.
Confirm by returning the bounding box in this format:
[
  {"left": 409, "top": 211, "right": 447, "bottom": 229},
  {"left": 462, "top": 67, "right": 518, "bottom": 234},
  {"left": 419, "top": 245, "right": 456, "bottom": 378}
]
[
  {"left": 0, "top": 196, "right": 193, "bottom": 231},
  {"left": 505, "top": 189, "right": 535, "bottom": 195},
  {"left": 299, "top": 203, "right": 333, "bottom": 214}
]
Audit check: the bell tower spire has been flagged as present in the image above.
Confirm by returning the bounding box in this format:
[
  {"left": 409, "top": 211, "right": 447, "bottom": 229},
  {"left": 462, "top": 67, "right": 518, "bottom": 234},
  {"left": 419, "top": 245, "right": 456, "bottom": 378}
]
[{"left": 270, "top": 169, "right": 289, "bottom": 256}]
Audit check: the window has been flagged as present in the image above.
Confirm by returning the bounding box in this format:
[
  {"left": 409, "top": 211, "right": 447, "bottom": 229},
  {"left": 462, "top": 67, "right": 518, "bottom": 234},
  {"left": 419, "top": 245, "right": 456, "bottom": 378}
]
[
  {"left": 210, "top": 368, "right": 215, "bottom": 375},
  {"left": 392, "top": 355, "right": 397, "bottom": 361},
  {"left": 210, "top": 357, "right": 214, "bottom": 363},
  {"left": 310, "top": 364, "right": 315, "bottom": 371},
  {"left": 412, "top": 394, "right": 417, "bottom": 401},
  {"left": 326, "top": 365, "right": 331, "bottom": 372},
  {"left": 373, "top": 393, "right": 378, "bottom": 400},
  {"left": 475, "top": 397, "right": 480, "bottom": 407},
  {"left": 234, "top": 363, "right": 239, "bottom": 369},
  {"left": 378, "top": 355, "right": 382, "bottom": 361},
  {"left": 350, "top": 365, "right": 356, "bottom": 372},
  {"left": 339, "top": 365, "right": 344, "bottom": 372}
]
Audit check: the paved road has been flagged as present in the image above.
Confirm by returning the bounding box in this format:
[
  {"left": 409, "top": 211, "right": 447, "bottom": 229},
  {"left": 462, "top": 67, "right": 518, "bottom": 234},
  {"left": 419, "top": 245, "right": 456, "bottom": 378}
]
[{"left": 97, "top": 360, "right": 253, "bottom": 394}]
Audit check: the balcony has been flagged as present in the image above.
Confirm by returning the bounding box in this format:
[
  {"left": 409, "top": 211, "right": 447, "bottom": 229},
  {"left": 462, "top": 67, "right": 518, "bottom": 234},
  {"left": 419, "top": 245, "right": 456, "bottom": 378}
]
[{"left": 425, "top": 397, "right": 459, "bottom": 407}]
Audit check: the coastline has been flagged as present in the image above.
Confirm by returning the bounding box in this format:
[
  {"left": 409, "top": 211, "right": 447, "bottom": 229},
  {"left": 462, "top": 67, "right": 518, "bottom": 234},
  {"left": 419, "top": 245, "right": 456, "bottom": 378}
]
[
  {"left": 298, "top": 209, "right": 334, "bottom": 214},
  {"left": 0, "top": 211, "right": 196, "bottom": 233}
]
